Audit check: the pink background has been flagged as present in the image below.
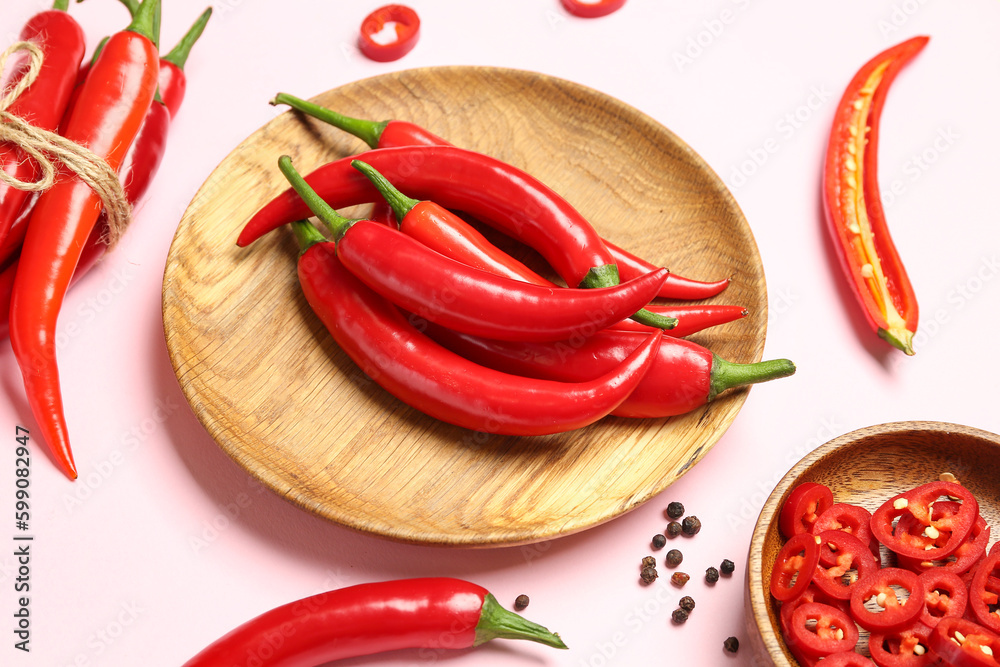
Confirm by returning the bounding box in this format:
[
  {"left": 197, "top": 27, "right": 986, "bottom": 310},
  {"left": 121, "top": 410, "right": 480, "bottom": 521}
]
[{"left": 3, "top": 0, "right": 1000, "bottom": 665}]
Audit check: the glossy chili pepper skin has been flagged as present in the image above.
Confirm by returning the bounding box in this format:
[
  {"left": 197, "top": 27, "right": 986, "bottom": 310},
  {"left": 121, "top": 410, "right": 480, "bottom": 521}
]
[
  {"left": 823, "top": 36, "right": 928, "bottom": 355},
  {"left": 294, "top": 226, "right": 662, "bottom": 435},
  {"left": 266, "top": 96, "right": 731, "bottom": 301},
  {"left": 418, "top": 321, "right": 795, "bottom": 419},
  {"left": 562, "top": 0, "right": 627, "bottom": 18},
  {"left": 0, "top": 4, "right": 87, "bottom": 249},
  {"left": 9, "top": 1, "right": 160, "bottom": 480},
  {"left": 183, "top": 578, "right": 566, "bottom": 666}
]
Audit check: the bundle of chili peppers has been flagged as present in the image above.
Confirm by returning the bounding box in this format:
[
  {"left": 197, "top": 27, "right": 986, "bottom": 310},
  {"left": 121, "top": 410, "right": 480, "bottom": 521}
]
[
  {"left": 770, "top": 479, "right": 1000, "bottom": 666},
  {"left": 0, "top": 0, "right": 212, "bottom": 479},
  {"left": 237, "top": 93, "right": 798, "bottom": 434}
]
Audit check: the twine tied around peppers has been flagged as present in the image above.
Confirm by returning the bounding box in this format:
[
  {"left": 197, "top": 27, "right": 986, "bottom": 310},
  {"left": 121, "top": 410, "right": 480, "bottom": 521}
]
[{"left": 0, "top": 40, "right": 132, "bottom": 247}]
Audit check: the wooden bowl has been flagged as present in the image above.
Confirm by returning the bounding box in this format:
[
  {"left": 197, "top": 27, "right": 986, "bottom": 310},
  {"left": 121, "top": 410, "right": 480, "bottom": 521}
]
[
  {"left": 745, "top": 421, "right": 1000, "bottom": 665},
  {"left": 162, "top": 66, "right": 769, "bottom": 547}
]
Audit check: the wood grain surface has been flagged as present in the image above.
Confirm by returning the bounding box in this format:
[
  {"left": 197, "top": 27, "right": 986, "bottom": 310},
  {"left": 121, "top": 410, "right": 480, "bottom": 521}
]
[
  {"left": 161, "top": 66, "right": 768, "bottom": 547},
  {"left": 745, "top": 421, "right": 1000, "bottom": 665}
]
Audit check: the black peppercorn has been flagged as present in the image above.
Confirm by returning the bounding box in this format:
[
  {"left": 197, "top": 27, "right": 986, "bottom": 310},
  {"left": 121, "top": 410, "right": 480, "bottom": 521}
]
[
  {"left": 641, "top": 555, "right": 656, "bottom": 569},
  {"left": 679, "top": 596, "right": 695, "bottom": 612},
  {"left": 652, "top": 533, "right": 666, "bottom": 549},
  {"left": 681, "top": 515, "right": 702, "bottom": 536},
  {"left": 514, "top": 594, "right": 529, "bottom": 611},
  {"left": 666, "top": 521, "right": 682, "bottom": 538},
  {"left": 665, "top": 549, "right": 683, "bottom": 568},
  {"left": 670, "top": 572, "right": 690, "bottom": 587},
  {"left": 640, "top": 565, "right": 658, "bottom": 584},
  {"left": 723, "top": 636, "right": 740, "bottom": 653},
  {"left": 720, "top": 559, "right": 735, "bottom": 576},
  {"left": 666, "top": 501, "right": 685, "bottom": 519},
  {"left": 706, "top": 566, "right": 720, "bottom": 584},
  {"left": 671, "top": 607, "right": 689, "bottom": 624}
]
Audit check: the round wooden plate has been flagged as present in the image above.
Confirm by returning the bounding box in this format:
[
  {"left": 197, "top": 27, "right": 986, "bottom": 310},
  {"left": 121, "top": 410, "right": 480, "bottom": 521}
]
[
  {"left": 745, "top": 421, "right": 1000, "bottom": 665},
  {"left": 161, "top": 66, "right": 768, "bottom": 547}
]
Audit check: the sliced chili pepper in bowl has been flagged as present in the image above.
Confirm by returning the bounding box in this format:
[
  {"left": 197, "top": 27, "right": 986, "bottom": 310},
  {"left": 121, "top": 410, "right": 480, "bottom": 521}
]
[
  {"left": 786, "top": 601, "right": 860, "bottom": 659},
  {"left": 780, "top": 482, "right": 835, "bottom": 538},
  {"left": 868, "top": 621, "right": 933, "bottom": 667},
  {"left": 896, "top": 504, "right": 990, "bottom": 576},
  {"left": 771, "top": 532, "right": 822, "bottom": 603},
  {"left": 822, "top": 652, "right": 879, "bottom": 667},
  {"left": 850, "top": 567, "right": 925, "bottom": 633},
  {"left": 822, "top": 36, "right": 928, "bottom": 355},
  {"left": 812, "top": 502, "right": 880, "bottom": 560},
  {"left": 358, "top": 4, "right": 421, "bottom": 62},
  {"left": 968, "top": 551, "right": 1000, "bottom": 634},
  {"left": 779, "top": 583, "right": 852, "bottom": 638},
  {"left": 813, "top": 530, "right": 880, "bottom": 601},
  {"left": 917, "top": 569, "right": 969, "bottom": 629},
  {"left": 871, "top": 482, "right": 978, "bottom": 562},
  {"left": 561, "top": 0, "right": 627, "bottom": 18},
  {"left": 926, "top": 617, "right": 1000, "bottom": 667}
]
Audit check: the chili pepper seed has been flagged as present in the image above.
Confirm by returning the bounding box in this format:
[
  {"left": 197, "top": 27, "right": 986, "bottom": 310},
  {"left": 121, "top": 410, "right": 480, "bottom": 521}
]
[
  {"left": 679, "top": 596, "right": 695, "bottom": 612},
  {"left": 666, "top": 521, "right": 682, "bottom": 538},
  {"left": 666, "top": 549, "right": 683, "bottom": 568},
  {"left": 724, "top": 636, "right": 740, "bottom": 653},
  {"left": 681, "top": 515, "right": 702, "bottom": 536},
  {"left": 666, "top": 501, "right": 685, "bottom": 519},
  {"left": 640, "top": 565, "right": 659, "bottom": 584},
  {"left": 670, "top": 572, "right": 690, "bottom": 587},
  {"left": 671, "top": 607, "right": 689, "bottom": 624},
  {"left": 720, "top": 559, "right": 735, "bottom": 576},
  {"left": 514, "top": 594, "right": 529, "bottom": 611},
  {"left": 706, "top": 566, "right": 720, "bottom": 584},
  {"left": 652, "top": 533, "right": 666, "bottom": 549}
]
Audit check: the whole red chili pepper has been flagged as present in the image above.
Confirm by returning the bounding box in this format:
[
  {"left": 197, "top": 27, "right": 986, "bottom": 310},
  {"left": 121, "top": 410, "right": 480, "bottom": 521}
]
[
  {"left": 417, "top": 319, "right": 795, "bottom": 419},
  {"left": 9, "top": 0, "right": 161, "bottom": 481},
  {"left": 269, "top": 93, "right": 731, "bottom": 300},
  {"left": 291, "top": 219, "right": 663, "bottom": 435},
  {"left": 823, "top": 36, "right": 928, "bottom": 355},
  {"left": 0, "top": 0, "right": 86, "bottom": 250},
  {"left": 357, "top": 5, "right": 421, "bottom": 63},
  {"left": 562, "top": 0, "right": 627, "bottom": 19},
  {"left": 282, "top": 156, "right": 670, "bottom": 342},
  {"left": 182, "top": 577, "right": 566, "bottom": 666}
]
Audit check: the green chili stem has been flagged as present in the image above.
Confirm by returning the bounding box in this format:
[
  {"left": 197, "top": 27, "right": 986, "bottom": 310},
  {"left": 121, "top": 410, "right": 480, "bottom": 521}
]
[
  {"left": 163, "top": 7, "right": 213, "bottom": 70},
  {"left": 116, "top": 0, "right": 140, "bottom": 15},
  {"left": 53, "top": 0, "right": 71, "bottom": 12},
  {"left": 351, "top": 160, "right": 419, "bottom": 222},
  {"left": 278, "top": 156, "right": 357, "bottom": 240},
  {"left": 291, "top": 220, "right": 326, "bottom": 254},
  {"left": 473, "top": 594, "right": 568, "bottom": 649},
  {"left": 89, "top": 36, "right": 109, "bottom": 67},
  {"left": 126, "top": 0, "right": 159, "bottom": 42},
  {"left": 271, "top": 92, "right": 387, "bottom": 149},
  {"left": 708, "top": 356, "right": 796, "bottom": 402}
]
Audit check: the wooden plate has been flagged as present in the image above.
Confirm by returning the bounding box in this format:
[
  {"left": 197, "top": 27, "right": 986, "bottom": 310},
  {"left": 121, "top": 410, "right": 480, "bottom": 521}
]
[
  {"left": 161, "top": 66, "right": 767, "bottom": 547},
  {"left": 745, "top": 421, "right": 1000, "bottom": 665}
]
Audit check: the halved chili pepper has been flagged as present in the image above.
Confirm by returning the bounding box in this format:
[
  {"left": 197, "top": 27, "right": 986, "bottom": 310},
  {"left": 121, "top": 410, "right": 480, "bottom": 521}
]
[
  {"left": 416, "top": 320, "right": 796, "bottom": 419},
  {"left": 561, "top": 0, "right": 627, "bottom": 18},
  {"left": 771, "top": 532, "right": 822, "bottom": 603},
  {"left": 182, "top": 577, "right": 566, "bottom": 666},
  {"left": 917, "top": 569, "right": 968, "bottom": 629},
  {"left": 283, "top": 156, "right": 670, "bottom": 342},
  {"left": 812, "top": 502, "right": 879, "bottom": 560},
  {"left": 871, "top": 482, "right": 978, "bottom": 562},
  {"left": 868, "top": 622, "right": 933, "bottom": 667},
  {"left": 786, "top": 601, "right": 860, "bottom": 659},
  {"left": 849, "top": 567, "right": 924, "bottom": 633},
  {"left": 926, "top": 617, "right": 1000, "bottom": 667},
  {"left": 291, "top": 219, "right": 662, "bottom": 435},
  {"left": 8, "top": 0, "right": 160, "bottom": 480},
  {"left": 358, "top": 5, "right": 421, "bottom": 62},
  {"left": 823, "top": 36, "right": 928, "bottom": 355},
  {"left": 0, "top": 0, "right": 86, "bottom": 250},
  {"left": 780, "top": 482, "right": 835, "bottom": 538},
  {"left": 896, "top": 503, "right": 990, "bottom": 576},
  {"left": 268, "top": 94, "right": 732, "bottom": 301},
  {"left": 969, "top": 551, "right": 1000, "bottom": 634},
  {"left": 812, "top": 530, "right": 880, "bottom": 601}
]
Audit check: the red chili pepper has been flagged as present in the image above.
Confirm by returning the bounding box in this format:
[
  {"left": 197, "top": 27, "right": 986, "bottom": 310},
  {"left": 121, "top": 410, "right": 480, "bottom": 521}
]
[
  {"left": 157, "top": 8, "right": 211, "bottom": 118},
  {"left": 926, "top": 617, "right": 1000, "bottom": 667},
  {"left": 771, "top": 532, "right": 822, "bottom": 603},
  {"left": 820, "top": 652, "right": 878, "bottom": 667},
  {"left": 779, "top": 584, "right": 852, "bottom": 638},
  {"left": 917, "top": 569, "right": 968, "bottom": 629},
  {"left": 358, "top": 4, "right": 420, "bottom": 62},
  {"left": 416, "top": 320, "right": 795, "bottom": 419},
  {"left": 871, "top": 482, "right": 979, "bottom": 562},
  {"left": 786, "top": 602, "right": 860, "bottom": 659},
  {"left": 811, "top": 502, "right": 879, "bottom": 560},
  {"left": 896, "top": 503, "right": 991, "bottom": 576},
  {"left": 606, "top": 304, "right": 747, "bottom": 335},
  {"left": 867, "top": 622, "right": 933, "bottom": 667},
  {"left": 849, "top": 567, "right": 925, "bottom": 632},
  {"left": 969, "top": 551, "right": 1000, "bottom": 634},
  {"left": 780, "top": 482, "right": 835, "bottom": 538},
  {"left": 0, "top": 0, "right": 86, "bottom": 250},
  {"left": 0, "top": 258, "right": 15, "bottom": 340},
  {"left": 267, "top": 94, "right": 732, "bottom": 301},
  {"left": 291, "top": 220, "right": 662, "bottom": 435},
  {"left": 284, "top": 156, "right": 670, "bottom": 342},
  {"left": 812, "top": 530, "right": 880, "bottom": 601},
  {"left": 8, "top": 0, "right": 160, "bottom": 480},
  {"left": 823, "top": 36, "right": 928, "bottom": 355},
  {"left": 561, "top": 0, "right": 627, "bottom": 18},
  {"left": 182, "top": 577, "right": 566, "bottom": 666}
]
